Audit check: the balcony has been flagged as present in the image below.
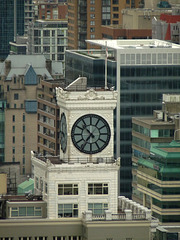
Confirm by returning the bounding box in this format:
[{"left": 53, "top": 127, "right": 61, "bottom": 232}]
[{"left": 82, "top": 196, "right": 158, "bottom": 226}]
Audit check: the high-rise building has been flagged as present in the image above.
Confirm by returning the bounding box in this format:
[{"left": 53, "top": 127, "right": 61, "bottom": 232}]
[
  {"left": 27, "top": 20, "right": 68, "bottom": 75},
  {"left": 67, "top": 0, "right": 139, "bottom": 50},
  {"left": 132, "top": 94, "right": 180, "bottom": 206},
  {"left": 0, "top": 0, "right": 24, "bottom": 60},
  {"left": 138, "top": 140, "right": 180, "bottom": 224},
  {"left": 0, "top": 55, "right": 62, "bottom": 175},
  {"left": 65, "top": 39, "right": 180, "bottom": 198}
]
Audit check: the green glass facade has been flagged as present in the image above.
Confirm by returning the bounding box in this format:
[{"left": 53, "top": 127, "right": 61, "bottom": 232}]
[
  {"left": 0, "top": 0, "right": 24, "bottom": 60},
  {"left": 65, "top": 50, "right": 180, "bottom": 198},
  {"left": 138, "top": 141, "right": 180, "bottom": 223}
]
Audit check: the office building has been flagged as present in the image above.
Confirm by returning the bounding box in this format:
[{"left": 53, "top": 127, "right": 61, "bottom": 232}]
[
  {"left": 27, "top": 20, "right": 68, "bottom": 75},
  {"left": 132, "top": 94, "right": 180, "bottom": 205},
  {"left": 138, "top": 140, "right": 180, "bottom": 224},
  {"left": 65, "top": 39, "right": 180, "bottom": 198},
  {"left": 67, "top": 0, "right": 139, "bottom": 50},
  {"left": 0, "top": 0, "right": 24, "bottom": 60},
  {"left": 0, "top": 55, "right": 62, "bottom": 175}
]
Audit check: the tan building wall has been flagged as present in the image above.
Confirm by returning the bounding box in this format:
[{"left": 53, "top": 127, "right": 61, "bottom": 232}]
[
  {"left": 5, "top": 109, "right": 37, "bottom": 175},
  {"left": 122, "top": 8, "right": 171, "bottom": 29},
  {"left": 84, "top": 221, "right": 151, "bottom": 240},
  {"left": 0, "top": 173, "right": 7, "bottom": 194},
  {"left": 144, "top": 0, "right": 159, "bottom": 9},
  {"left": 0, "top": 218, "right": 153, "bottom": 240}
]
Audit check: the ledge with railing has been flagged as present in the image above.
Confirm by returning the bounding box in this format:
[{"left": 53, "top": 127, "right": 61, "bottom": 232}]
[
  {"left": 82, "top": 196, "right": 156, "bottom": 223},
  {"left": 31, "top": 151, "right": 118, "bottom": 165}
]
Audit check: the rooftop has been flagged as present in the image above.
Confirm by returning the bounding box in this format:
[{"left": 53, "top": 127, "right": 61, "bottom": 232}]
[
  {"left": 32, "top": 152, "right": 116, "bottom": 165},
  {"left": 86, "top": 39, "right": 180, "bottom": 50}
]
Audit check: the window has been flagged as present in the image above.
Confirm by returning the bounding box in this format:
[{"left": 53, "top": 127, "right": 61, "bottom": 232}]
[
  {"left": 12, "top": 126, "right": 15, "bottom": 133},
  {"left": 23, "top": 125, "right": 25, "bottom": 132},
  {"left": 113, "top": 7, "right": 119, "bottom": 11},
  {"left": 23, "top": 136, "right": 25, "bottom": 143},
  {"left": 10, "top": 206, "right": 42, "bottom": 217},
  {"left": 23, "top": 146, "right": 25, "bottom": 154},
  {"left": 58, "top": 184, "right": 78, "bottom": 195},
  {"left": 57, "top": 54, "right": 64, "bottom": 61},
  {"left": 90, "top": 27, "right": 95, "bottom": 32},
  {"left": 113, "top": 13, "right": 119, "bottom": 18},
  {"left": 58, "top": 204, "right": 78, "bottom": 218},
  {"left": 90, "top": 21, "right": 95, "bottom": 25},
  {"left": 57, "top": 46, "right": 64, "bottom": 52},
  {"left": 14, "top": 104, "right": 16, "bottom": 109},
  {"left": 43, "top": 30, "right": 50, "bottom": 37},
  {"left": 90, "top": 0, "right": 95, "bottom": 4},
  {"left": 45, "top": 182, "right": 48, "bottom": 194},
  {"left": 88, "top": 203, "right": 108, "bottom": 214},
  {"left": 90, "top": 14, "right": 95, "bottom": 18},
  {"left": 23, "top": 156, "right": 25, "bottom": 164},
  {"left": 90, "top": 7, "right": 95, "bottom": 11},
  {"left": 13, "top": 136, "right": 15, "bottom": 143},
  {"left": 90, "top": 34, "right": 95, "bottom": 39},
  {"left": 88, "top": 183, "right": 108, "bottom": 194},
  {"left": 12, "top": 147, "right": 15, "bottom": 154},
  {"left": 12, "top": 156, "right": 15, "bottom": 162},
  {"left": 35, "top": 177, "right": 39, "bottom": 189},
  {"left": 14, "top": 93, "right": 19, "bottom": 100},
  {"left": 12, "top": 115, "right": 15, "bottom": 122},
  {"left": 23, "top": 114, "right": 25, "bottom": 122}
]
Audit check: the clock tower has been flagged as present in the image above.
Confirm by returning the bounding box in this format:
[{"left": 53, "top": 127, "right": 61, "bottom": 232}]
[{"left": 56, "top": 77, "right": 117, "bottom": 161}]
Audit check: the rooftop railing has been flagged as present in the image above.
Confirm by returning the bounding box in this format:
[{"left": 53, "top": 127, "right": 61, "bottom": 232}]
[{"left": 32, "top": 151, "right": 117, "bottom": 165}]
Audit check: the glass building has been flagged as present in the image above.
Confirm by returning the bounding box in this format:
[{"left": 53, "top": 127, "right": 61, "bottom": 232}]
[
  {"left": 0, "top": 0, "right": 24, "bottom": 60},
  {"left": 65, "top": 39, "right": 180, "bottom": 198},
  {"left": 138, "top": 141, "right": 180, "bottom": 224}
]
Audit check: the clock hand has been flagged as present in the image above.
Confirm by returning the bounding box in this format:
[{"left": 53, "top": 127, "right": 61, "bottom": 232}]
[
  {"left": 81, "top": 134, "right": 91, "bottom": 150},
  {"left": 83, "top": 126, "right": 96, "bottom": 138}
]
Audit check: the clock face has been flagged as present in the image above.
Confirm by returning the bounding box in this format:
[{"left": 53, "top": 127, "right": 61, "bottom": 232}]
[
  {"left": 71, "top": 114, "right": 111, "bottom": 154},
  {"left": 60, "top": 113, "right": 67, "bottom": 153}
]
